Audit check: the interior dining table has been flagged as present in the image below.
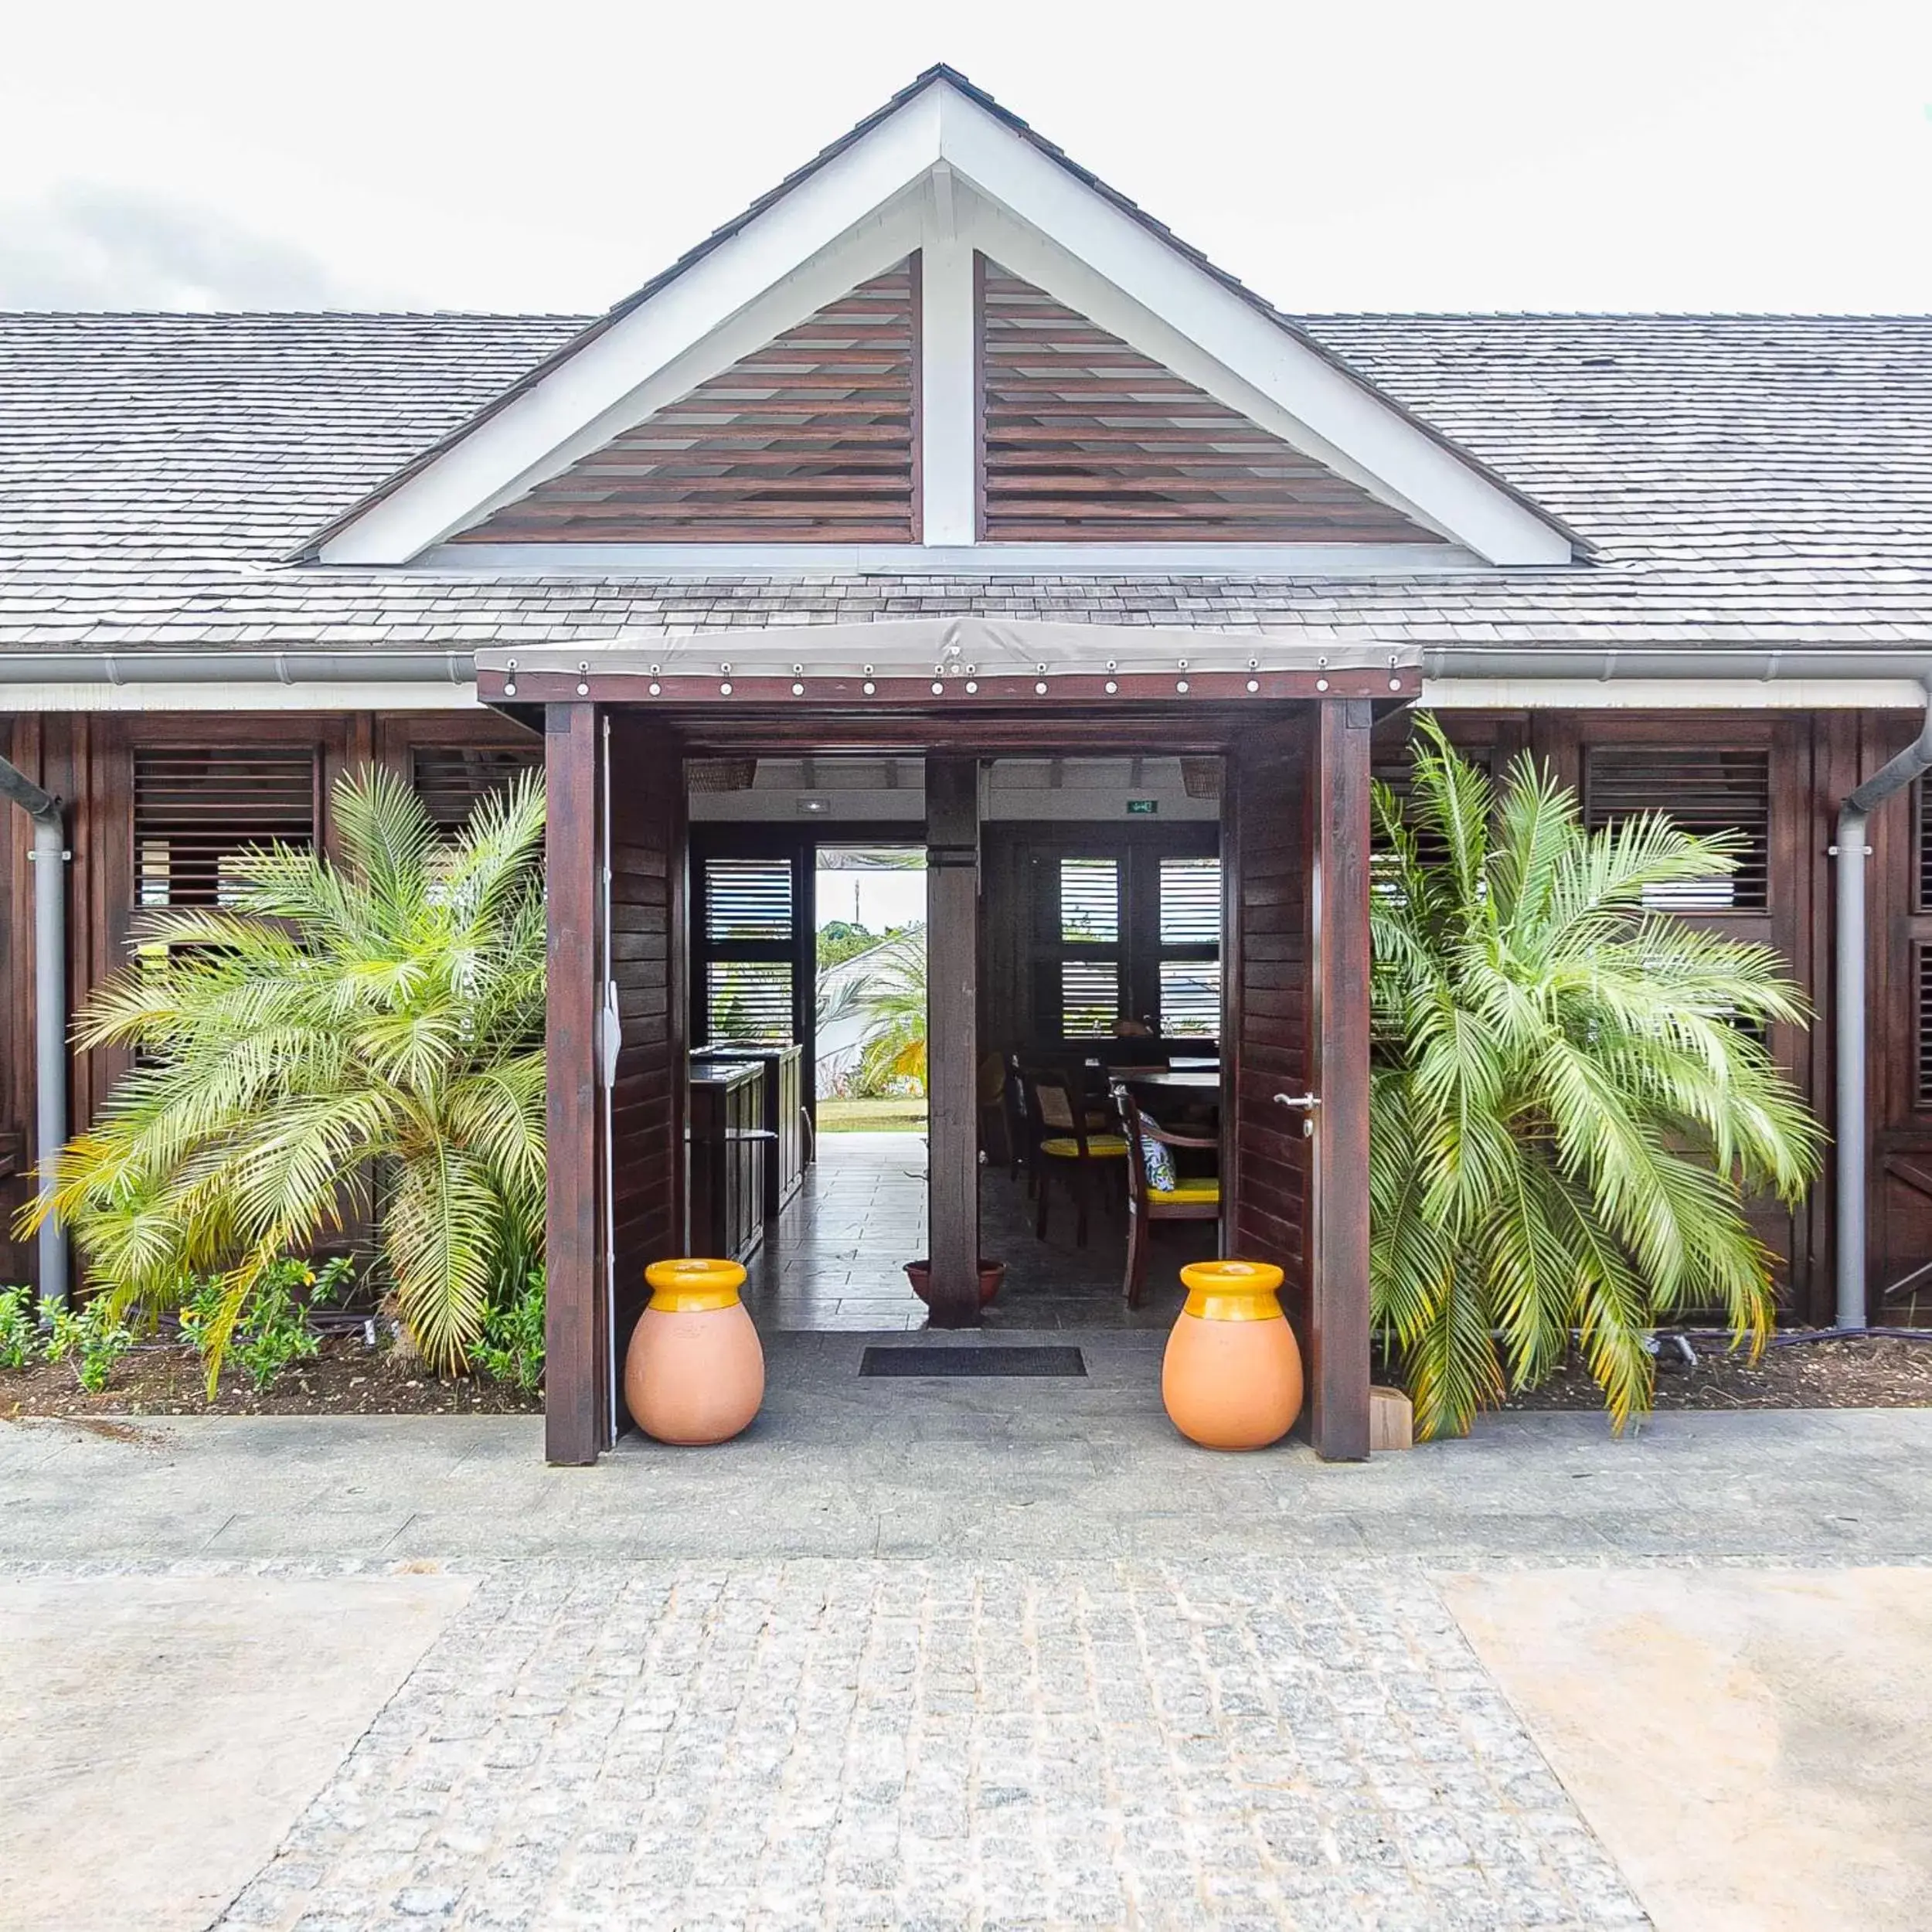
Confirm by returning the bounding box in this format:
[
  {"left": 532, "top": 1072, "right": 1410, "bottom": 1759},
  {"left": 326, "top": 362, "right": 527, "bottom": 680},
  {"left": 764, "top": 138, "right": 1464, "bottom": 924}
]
[{"left": 1115, "top": 1068, "right": 1221, "bottom": 1093}]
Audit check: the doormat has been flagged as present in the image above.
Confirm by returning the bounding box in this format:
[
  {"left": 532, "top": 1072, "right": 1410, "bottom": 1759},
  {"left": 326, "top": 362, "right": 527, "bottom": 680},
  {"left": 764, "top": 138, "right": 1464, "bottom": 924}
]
[{"left": 859, "top": 1345, "right": 1087, "bottom": 1379}]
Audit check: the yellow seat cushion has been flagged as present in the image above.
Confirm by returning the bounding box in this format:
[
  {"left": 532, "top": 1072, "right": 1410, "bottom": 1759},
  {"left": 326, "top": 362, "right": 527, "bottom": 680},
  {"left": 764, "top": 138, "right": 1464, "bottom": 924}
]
[
  {"left": 1040, "top": 1134, "right": 1128, "bottom": 1158},
  {"left": 1150, "top": 1182, "right": 1220, "bottom": 1205}
]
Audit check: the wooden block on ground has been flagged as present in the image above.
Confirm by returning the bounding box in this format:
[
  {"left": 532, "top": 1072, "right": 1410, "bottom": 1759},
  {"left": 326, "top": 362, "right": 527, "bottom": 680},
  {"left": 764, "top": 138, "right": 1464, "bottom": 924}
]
[{"left": 1369, "top": 1385, "right": 1413, "bottom": 1452}]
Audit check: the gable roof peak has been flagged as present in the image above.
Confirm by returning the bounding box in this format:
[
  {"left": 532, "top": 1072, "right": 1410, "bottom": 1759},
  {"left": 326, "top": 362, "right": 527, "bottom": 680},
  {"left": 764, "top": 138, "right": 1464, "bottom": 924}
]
[{"left": 308, "top": 66, "right": 1580, "bottom": 568}]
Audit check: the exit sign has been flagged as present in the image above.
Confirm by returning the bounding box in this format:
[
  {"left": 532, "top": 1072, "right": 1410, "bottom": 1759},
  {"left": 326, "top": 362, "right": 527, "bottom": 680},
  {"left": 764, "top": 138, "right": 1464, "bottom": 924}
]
[{"left": 1126, "top": 798, "right": 1159, "bottom": 815}]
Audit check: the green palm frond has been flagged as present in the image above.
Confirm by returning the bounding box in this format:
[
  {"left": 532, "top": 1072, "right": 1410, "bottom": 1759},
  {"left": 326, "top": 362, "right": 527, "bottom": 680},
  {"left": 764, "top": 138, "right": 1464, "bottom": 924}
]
[
  {"left": 16, "top": 764, "right": 547, "bottom": 1384},
  {"left": 1371, "top": 713, "right": 1823, "bottom": 1437}
]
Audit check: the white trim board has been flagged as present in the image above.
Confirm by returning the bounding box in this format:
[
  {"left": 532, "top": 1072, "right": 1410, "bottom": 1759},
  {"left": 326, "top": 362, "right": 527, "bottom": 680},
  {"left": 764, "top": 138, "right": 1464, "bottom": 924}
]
[
  {"left": 413, "top": 541, "right": 1492, "bottom": 576},
  {"left": 1423, "top": 677, "right": 1928, "bottom": 711},
  {"left": 316, "top": 75, "right": 1574, "bottom": 570},
  {"left": 0, "top": 682, "right": 489, "bottom": 713}
]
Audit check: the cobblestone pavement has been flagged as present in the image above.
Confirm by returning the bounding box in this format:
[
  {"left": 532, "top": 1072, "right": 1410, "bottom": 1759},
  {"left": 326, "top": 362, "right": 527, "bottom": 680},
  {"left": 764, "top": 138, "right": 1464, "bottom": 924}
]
[{"left": 215, "top": 1559, "right": 1645, "bottom": 1932}]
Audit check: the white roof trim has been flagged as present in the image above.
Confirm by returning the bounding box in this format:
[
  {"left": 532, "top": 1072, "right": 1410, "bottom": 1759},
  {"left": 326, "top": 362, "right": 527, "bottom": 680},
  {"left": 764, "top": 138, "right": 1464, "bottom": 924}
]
[
  {"left": 414, "top": 540, "right": 1492, "bottom": 576},
  {"left": 318, "top": 76, "right": 1574, "bottom": 570}
]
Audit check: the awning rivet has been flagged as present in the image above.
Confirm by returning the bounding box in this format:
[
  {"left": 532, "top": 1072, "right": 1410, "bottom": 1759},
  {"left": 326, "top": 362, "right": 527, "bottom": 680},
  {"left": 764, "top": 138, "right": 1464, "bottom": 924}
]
[
  {"left": 1316, "top": 678, "right": 1329, "bottom": 692},
  {"left": 719, "top": 682, "right": 733, "bottom": 696},
  {"left": 1105, "top": 680, "right": 1119, "bottom": 695},
  {"left": 1390, "top": 678, "right": 1403, "bottom": 691},
  {"left": 964, "top": 680, "right": 978, "bottom": 695},
  {"left": 863, "top": 664, "right": 875, "bottom": 675},
  {"left": 862, "top": 681, "right": 876, "bottom": 696},
  {"left": 1034, "top": 682, "right": 1048, "bottom": 696},
  {"left": 1176, "top": 679, "right": 1190, "bottom": 694},
  {"left": 1178, "top": 659, "right": 1189, "bottom": 671},
  {"left": 502, "top": 681, "right": 517, "bottom": 697},
  {"left": 648, "top": 682, "right": 662, "bottom": 697},
  {"left": 1246, "top": 679, "right": 1260, "bottom": 694},
  {"left": 1106, "top": 660, "right": 1117, "bottom": 671},
  {"left": 792, "top": 663, "right": 803, "bottom": 674},
  {"left": 577, "top": 682, "right": 589, "bottom": 696},
  {"left": 1036, "top": 663, "right": 1046, "bottom": 674},
  {"left": 720, "top": 663, "right": 731, "bottom": 674},
  {"left": 931, "top": 682, "right": 945, "bottom": 696},
  {"left": 791, "top": 682, "right": 805, "bottom": 696},
  {"left": 1248, "top": 658, "right": 1259, "bottom": 671}
]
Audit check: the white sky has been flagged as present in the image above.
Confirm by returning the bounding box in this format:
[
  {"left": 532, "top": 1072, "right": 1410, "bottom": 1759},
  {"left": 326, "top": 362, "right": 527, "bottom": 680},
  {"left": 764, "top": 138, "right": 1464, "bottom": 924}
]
[{"left": 2, "top": 0, "right": 1927, "bottom": 315}]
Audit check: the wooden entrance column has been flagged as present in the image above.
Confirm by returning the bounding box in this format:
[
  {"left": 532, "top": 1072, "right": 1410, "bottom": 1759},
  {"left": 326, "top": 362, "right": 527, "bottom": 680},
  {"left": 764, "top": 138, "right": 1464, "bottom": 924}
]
[
  {"left": 544, "top": 703, "right": 687, "bottom": 1464},
  {"left": 924, "top": 756, "right": 983, "bottom": 1325},
  {"left": 1225, "top": 699, "right": 1373, "bottom": 1461}
]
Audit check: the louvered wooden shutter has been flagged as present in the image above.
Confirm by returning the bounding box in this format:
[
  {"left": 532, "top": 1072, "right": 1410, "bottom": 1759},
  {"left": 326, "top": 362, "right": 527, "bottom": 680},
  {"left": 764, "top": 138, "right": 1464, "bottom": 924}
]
[
  {"left": 1583, "top": 747, "right": 1771, "bottom": 910},
  {"left": 1054, "top": 856, "right": 1122, "bottom": 1036},
  {"left": 134, "top": 748, "right": 315, "bottom": 906},
  {"left": 700, "top": 856, "right": 796, "bottom": 1045},
  {"left": 1158, "top": 855, "right": 1222, "bottom": 1036},
  {"left": 978, "top": 260, "right": 1440, "bottom": 544},
  {"left": 1918, "top": 778, "right": 1932, "bottom": 913},
  {"left": 1919, "top": 946, "right": 1932, "bottom": 1109},
  {"left": 410, "top": 746, "right": 541, "bottom": 829}
]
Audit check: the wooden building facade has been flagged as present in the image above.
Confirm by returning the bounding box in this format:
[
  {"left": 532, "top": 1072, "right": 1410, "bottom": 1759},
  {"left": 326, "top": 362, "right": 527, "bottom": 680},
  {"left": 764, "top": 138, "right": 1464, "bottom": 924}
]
[{"left": 3, "top": 67, "right": 1929, "bottom": 1462}]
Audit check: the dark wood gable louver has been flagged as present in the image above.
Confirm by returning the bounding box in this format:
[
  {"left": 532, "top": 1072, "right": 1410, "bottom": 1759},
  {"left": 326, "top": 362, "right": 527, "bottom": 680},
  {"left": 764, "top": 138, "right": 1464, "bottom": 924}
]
[
  {"left": 133, "top": 748, "right": 316, "bottom": 907},
  {"left": 977, "top": 260, "right": 1442, "bottom": 545},
  {"left": 454, "top": 263, "right": 920, "bottom": 544}
]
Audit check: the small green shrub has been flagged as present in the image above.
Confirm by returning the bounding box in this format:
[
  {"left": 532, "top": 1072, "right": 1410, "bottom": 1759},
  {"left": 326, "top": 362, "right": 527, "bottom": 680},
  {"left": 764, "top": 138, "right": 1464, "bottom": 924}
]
[
  {"left": 42, "top": 1295, "right": 136, "bottom": 1393},
  {"left": 182, "top": 1256, "right": 354, "bottom": 1391},
  {"left": 0, "top": 1286, "right": 38, "bottom": 1370},
  {"left": 474, "top": 1268, "right": 545, "bottom": 1392}
]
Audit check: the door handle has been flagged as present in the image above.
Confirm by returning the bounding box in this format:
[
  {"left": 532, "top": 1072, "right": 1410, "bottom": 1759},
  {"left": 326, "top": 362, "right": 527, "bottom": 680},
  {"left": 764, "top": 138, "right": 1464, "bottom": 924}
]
[{"left": 1274, "top": 1091, "right": 1320, "bottom": 1138}]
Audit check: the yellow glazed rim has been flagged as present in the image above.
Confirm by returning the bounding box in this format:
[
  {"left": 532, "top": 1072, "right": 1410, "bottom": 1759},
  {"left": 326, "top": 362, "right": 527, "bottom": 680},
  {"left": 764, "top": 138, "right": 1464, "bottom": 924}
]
[
  {"left": 645, "top": 1257, "right": 747, "bottom": 1313},
  {"left": 1179, "top": 1259, "right": 1286, "bottom": 1322}
]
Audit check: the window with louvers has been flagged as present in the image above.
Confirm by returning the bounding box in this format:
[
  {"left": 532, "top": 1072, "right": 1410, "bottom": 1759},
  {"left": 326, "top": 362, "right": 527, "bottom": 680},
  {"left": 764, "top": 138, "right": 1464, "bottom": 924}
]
[
  {"left": 410, "top": 746, "right": 541, "bottom": 829},
  {"left": 1053, "top": 858, "right": 1121, "bottom": 1034},
  {"left": 1583, "top": 747, "right": 1771, "bottom": 912},
  {"left": 700, "top": 856, "right": 798, "bottom": 1045},
  {"left": 1158, "top": 856, "right": 1222, "bottom": 1035},
  {"left": 1919, "top": 946, "right": 1932, "bottom": 1109},
  {"left": 134, "top": 748, "right": 315, "bottom": 906},
  {"left": 1918, "top": 778, "right": 1932, "bottom": 914}
]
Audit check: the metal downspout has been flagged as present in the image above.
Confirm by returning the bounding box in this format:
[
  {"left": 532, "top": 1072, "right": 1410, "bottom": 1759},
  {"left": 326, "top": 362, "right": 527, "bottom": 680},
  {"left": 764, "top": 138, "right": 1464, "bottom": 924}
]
[
  {"left": 0, "top": 754, "right": 70, "bottom": 1305},
  {"left": 1834, "top": 679, "right": 1932, "bottom": 1328}
]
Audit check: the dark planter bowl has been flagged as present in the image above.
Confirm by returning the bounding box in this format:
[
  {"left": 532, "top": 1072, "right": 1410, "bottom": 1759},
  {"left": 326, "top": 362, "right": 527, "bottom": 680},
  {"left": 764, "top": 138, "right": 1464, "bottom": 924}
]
[{"left": 904, "top": 1260, "right": 1007, "bottom": 1309}]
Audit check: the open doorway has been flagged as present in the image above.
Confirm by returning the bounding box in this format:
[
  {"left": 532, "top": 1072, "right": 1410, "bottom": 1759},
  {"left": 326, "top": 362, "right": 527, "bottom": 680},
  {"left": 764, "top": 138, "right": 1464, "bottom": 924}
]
[
  {"left": 687, "top": 758, "right": 934, "bottom": 1330},
  {"left": 683, "top": 750, "right": 1226, "bottom": 1333},
  {"left": 975, "top": 756, "right": 1225, "bottom": 1328}
]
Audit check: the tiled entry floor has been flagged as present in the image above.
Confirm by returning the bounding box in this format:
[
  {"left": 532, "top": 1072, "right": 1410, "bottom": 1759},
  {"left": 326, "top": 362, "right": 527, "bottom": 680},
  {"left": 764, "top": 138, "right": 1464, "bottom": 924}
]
[{"left": 739, "top": 1131, "right": 1209, "bottom": 1332}]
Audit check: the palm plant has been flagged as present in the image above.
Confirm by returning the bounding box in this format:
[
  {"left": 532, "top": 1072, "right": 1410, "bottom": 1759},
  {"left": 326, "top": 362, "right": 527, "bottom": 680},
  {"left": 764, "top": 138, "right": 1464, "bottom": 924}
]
[
  {"left": 1369, "top": 716, "right": 1822, "bottom": 1439},
  {"left": 19, "top": 767, "right": 546, "bottom": 1383},
  {"left": 852, "top": 935, "right": 929, "bottom": 1094}
]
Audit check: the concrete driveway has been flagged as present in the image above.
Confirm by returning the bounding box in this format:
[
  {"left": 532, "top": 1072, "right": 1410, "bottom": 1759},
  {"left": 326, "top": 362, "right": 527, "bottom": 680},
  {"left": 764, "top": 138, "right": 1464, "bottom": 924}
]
[{"left": 2, "top": 1335, "right": 1929, "bottom": 1929}]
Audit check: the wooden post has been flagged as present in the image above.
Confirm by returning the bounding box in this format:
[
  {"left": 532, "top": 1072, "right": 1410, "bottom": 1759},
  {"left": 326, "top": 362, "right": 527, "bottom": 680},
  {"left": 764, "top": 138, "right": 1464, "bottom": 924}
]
[
  {"left": 924, "top": 756, "right": 981, "bottom": 1326},
  {"left": 544, "top": 702, "right": 605, "bottom": 1464},
  {"left": 1309, "top": 699, "right": 1373, "bottom": 1461}
]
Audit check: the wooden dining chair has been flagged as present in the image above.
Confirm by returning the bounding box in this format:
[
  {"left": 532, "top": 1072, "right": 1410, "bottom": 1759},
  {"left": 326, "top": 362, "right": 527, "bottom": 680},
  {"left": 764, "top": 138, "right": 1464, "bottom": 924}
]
[
  {"left": 1019, "top": 1063, "right": 1128, "bottom": 1247},
  {"left": 1114, "top": 1084, "right": 1221, "bottom": 1308}
]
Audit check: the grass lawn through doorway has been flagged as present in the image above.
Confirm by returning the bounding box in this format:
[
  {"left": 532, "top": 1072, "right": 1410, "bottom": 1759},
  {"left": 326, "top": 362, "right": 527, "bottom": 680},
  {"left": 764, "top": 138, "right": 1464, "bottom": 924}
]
[{"left": 816, "top": 1097, "right": 929, "bottom": 1132}]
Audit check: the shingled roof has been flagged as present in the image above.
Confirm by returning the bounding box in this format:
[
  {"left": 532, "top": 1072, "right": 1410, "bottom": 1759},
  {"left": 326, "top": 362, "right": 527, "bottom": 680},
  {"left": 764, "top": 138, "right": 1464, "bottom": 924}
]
[{"left": 2, "top": 308, "right": 1929, "bottom": 655}]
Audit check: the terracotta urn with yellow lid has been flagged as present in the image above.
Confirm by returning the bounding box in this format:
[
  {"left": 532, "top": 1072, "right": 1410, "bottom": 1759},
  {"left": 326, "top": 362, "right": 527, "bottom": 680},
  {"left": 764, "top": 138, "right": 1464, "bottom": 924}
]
[
  {"left": 624, "top": 1258, "right": 765, "bottom": 1445},
  {"left": 1161, "top": 1260, "right": 1304, "bottom": 1450}
]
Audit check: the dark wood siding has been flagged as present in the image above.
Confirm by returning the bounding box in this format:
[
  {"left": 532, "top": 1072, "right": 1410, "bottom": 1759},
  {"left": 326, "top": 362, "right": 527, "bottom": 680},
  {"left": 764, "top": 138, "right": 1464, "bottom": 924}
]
[
  {"left": 605, "top": 713, "right": 687, "bottom": 1416},
  {"left": 978, "top": 261, "right": 1440, "bottom": 545},
  {"left": 1223, "top": 713, "right": 1312, "bottom": 1310},
  {"left": 457, "top": 264, "right": 920, "bottom": 545}
]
